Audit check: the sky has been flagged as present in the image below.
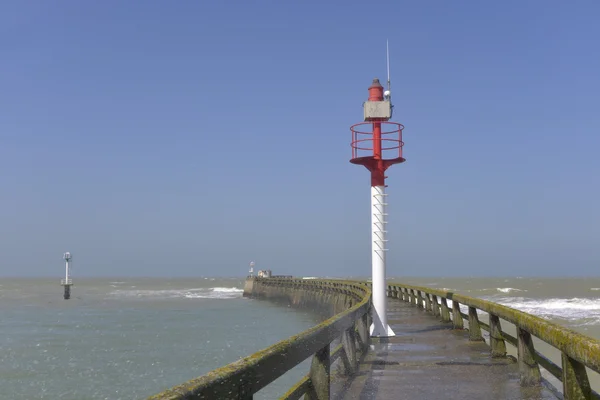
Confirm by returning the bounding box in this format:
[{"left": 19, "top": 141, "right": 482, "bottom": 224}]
[{"left": 1, "top": 1, "right": 599, "bottom": 277}]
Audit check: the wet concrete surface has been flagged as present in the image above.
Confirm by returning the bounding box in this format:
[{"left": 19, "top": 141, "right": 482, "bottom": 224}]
[{"left": 332, "top": 298, "right": 559, "bottom": 400}]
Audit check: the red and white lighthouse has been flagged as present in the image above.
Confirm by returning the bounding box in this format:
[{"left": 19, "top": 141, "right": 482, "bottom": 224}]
[{"left": 350, "top": 75, "right": 405, "bottom": 337}]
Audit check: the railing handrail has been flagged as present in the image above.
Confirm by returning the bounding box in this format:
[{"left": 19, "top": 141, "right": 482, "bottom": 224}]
[
  {"left": 381, "top": 280, "right": 600, "bottom": 399},
  {"left": 384, "top": 281, "right": 600, "bottom": 374},
  {"left": 148, "top": 278, "right": 372, "bottom": 400}
]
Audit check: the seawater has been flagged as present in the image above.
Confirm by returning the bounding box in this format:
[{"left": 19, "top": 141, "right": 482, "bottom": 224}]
[
  {"left": 2, "top": 276, "right": 600, "bottom": 399},
  {"left": 394, "top": 276, "right": 600, "bottom": 337},
  {"left": 0, "top": 278, "right": 319, "bottom": 400}
]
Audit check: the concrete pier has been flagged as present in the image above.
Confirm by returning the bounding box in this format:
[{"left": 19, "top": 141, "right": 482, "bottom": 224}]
[
  {"left": 149, "top": 278, "right": 600, "bottom": 400},
  {"left": 333, "top": 296, "right": 557, "bottom": 399}
]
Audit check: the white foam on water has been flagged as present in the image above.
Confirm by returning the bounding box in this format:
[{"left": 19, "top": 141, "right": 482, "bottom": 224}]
[
  {"left": 185, "top": 287, "right": 243, "bottom": 299},
  {"left": 591, "top": 288, "right": 600, "bottom": 291},
  {"left": 439, "top": 295, "right": 600, "bottom": 327},
  {"left": 212, "top": 287, "right": 243, "bottom": 293},
  {"left": 496, "top": 287, "right": 526, "bottom": 293},
  {"left": 487, "top": 296, "right": 600, "bottom": 326},
  {"left": 108, "top": 287, "right": 243, "bottom": 300}
]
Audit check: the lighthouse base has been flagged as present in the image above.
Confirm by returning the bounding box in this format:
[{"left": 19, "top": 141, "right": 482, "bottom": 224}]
[
  {"left": 370, "top": 323, "right": 396, "bottom": 338},
  {"left": 63, "top": 285, "right": 71, "bottom": 300}
]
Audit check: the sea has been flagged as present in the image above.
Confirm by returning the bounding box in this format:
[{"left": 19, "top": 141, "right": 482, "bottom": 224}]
[{"left": 1, "top": 276, "right": 599, "bottom": 399}]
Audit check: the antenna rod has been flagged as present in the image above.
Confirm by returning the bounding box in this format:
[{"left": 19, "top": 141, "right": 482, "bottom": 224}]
[{"left": 386, "top": 39, "right": 391, "bottom": 93}]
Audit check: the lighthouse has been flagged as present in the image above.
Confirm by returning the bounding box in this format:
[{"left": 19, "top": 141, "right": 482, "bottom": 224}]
[
  {"left": 61, "top": 252, "right": 73, "bottom": 299},
  {"left": 349, "top": 46, "right": 405, "bottom": 337}
]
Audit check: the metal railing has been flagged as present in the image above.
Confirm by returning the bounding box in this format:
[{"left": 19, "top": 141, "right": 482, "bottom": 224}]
[
  {"left": 147, "top": 278, "right": 372, "bottom": 400},
  {"left": 384, "top": 282, "right": 600, "bottom": 400}
]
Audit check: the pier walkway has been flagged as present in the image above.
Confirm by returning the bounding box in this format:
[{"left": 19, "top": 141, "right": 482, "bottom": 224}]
[{"left": 333, "top": 297, "right": 557, "bottom": 400}]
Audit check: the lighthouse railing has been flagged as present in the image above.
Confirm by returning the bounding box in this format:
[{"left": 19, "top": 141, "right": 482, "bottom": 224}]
[
  {"left": 383, "top": 282, "right": 600, "bottom": 399},
  {"left": 147, "top": 278, "right": 372, "bottom": 400}
]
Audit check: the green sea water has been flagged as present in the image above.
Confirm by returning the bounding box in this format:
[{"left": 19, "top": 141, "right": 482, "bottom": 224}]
[
  {"left": 0, "top": 278, "right": 318, "bottom": 400},
  {"left": 1, "top": 276, "right": 599, "bottom": 399}
]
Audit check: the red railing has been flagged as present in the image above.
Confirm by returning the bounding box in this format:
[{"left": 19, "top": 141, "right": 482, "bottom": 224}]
[{"left": 350, "top": 121, "right": 404, "bottom": 161}]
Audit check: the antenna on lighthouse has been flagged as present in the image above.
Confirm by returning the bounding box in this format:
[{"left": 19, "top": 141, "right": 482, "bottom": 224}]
[
  {"left": 60, "top": 252, "right": 73, "bottom": 300},
  {"left": 384, "top": 40, "right": 391, "bottom": 101}
]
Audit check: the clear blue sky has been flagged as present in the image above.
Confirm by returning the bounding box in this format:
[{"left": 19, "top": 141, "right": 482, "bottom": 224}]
[{"left": 1, "top": 1, "right": 599, "bottom": 277}]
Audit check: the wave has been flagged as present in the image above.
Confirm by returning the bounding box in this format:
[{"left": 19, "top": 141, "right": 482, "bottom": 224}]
[
  {"left": 108, "top": 287, "right": 243, "bottom": 300},
  {"left": 443, "top": 295, "right": 600, "bottom": 327},
  {"left": 496, "top": 287, "right": 526, "bottom": 293},
  {"left": 591, "top": 288, "right": 600, "bottom": 291},
  {"left": 212, "top": 287, "right": 243, "bottom": 293},
  {"left": 488, "top": 296, "right": 600, "bottom": 326}
]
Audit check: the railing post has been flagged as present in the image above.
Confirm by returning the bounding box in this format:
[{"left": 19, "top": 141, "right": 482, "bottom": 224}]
[
  {"left": 305, "top": 344, "right": 330, "bottom": 400},
  {"left": 424, "top": 293, "right": 431, "bottom": 311},
  {"left": 517, "top": 328, "right": 541, "bottom": 386},
  {"left": 416, "top": 290, "right": 424, "bottom": 308},
  {"left": 452, "top": 301, "right": 464, "bottom": 329},
  {"left": 489, "top": 314, "right": 506, "bottom": 358},
  {"left": 562, "top": 353, "right": 592, "bottom": 399},
  {"left": 440, "top": 298, "right": 451, "bottom": 322},
  {"left": 468, "top": 307, "right": 484, "bottom": 341},
  {"left": 431, "top": 295, "right": 439, "bottom": 317},
  {"left": 357, "top": 312, "right": 370, "bottom": 351},
  {"left": 363, "top": 299, "right": 373, "bottom": 336},
  {"left": 341, "top": 328, "right": 358, "bottom": 375}
]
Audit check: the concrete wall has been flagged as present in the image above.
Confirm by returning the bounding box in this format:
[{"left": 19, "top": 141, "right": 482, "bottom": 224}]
[{"left": 243, "top": 277, "right": 358, "bottom": 319}]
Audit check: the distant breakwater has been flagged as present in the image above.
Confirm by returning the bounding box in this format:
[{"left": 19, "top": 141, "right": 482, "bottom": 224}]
[{"left": 243, "top": 277, "right": 358, "bottom": 319}]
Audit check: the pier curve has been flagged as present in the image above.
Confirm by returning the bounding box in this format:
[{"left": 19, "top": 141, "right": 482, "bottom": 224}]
[{"left": 148, "top": 278, "right": 600, "bottom": 400}]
